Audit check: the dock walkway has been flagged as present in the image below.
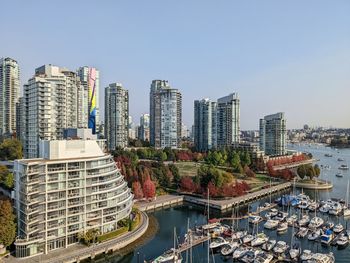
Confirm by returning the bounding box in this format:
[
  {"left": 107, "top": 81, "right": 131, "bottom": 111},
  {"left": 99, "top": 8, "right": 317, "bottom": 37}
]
[{"left": 184, "top": 182, "right": 292, "bottom": 211}]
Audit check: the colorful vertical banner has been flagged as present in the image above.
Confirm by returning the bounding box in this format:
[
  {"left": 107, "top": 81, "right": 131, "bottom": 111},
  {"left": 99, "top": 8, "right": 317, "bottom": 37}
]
[{"left": 88, "top": 68, "right": 97, "bottom": 134}]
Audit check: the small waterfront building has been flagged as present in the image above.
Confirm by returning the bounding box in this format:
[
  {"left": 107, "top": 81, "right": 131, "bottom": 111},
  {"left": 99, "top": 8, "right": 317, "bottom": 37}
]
[{"left": 13, "top": 137, "right": 133, "bottom": 258}]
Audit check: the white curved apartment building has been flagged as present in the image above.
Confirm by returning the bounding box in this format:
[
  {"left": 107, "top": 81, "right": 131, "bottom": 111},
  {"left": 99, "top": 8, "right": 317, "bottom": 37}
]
[{"left": 13, "top": 139, "right": 133, "bottom": 258}]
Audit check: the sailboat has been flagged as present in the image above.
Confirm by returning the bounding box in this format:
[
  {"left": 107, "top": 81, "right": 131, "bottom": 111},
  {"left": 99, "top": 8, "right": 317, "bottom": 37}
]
[
  {"left": 343, "top": 181, "right": 350, "bottom": 217},
  {"left": 152, "top": 228, "right": 182, "bottom": 263}
]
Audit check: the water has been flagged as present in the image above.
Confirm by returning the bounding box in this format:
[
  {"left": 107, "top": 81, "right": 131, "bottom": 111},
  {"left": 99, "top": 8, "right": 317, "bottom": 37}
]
[{"left": 112, "top": 144, "right": 350, "bottom": 262}]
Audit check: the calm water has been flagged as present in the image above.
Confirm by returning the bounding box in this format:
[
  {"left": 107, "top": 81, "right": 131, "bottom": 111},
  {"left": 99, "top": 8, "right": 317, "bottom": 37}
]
[{"left": 110, "top": 144, "right": 350, "bottom": 263}]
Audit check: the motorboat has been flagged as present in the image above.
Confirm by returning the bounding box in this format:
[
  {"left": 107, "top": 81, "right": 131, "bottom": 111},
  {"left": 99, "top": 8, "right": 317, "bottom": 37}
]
[
  {"left": 251, "top": 233, "right": 268, "bottom": 247},
  {"left": 309, "top": 252, "right": 335, "bottom": 263},
  {"left": 308, "top": 229, "right": 322, "bottom": 241},
  {"left": 276, "top": 222, "right": 288, "bottom": 233},
  {"left": 243, "top": 234, "right": 255, "bottom": 244},
  {"left": 324, "top": 153, "right": 333, "bottom": 157},
  {"left": 298, "top": 214, "right": 310, "bottom": 226},
  {"left": 265, "top": 208, "right": 278, "bottom": 219},
  {"left": 296, "top": 227, "right": 309, "bottom": 238},
  {"left": 240, "top": 249, "right": 259, "bottom": 263},
  {"left": 308, "top": 201, "right": 319, "bottom": 212},
  {"left": 233, "top": 246, "right": 249, "bottom": 259},
  {"left": 300, "top": 249, "right": 313, "bottom": 261},
  {"left": 328, "top": 202, "right": 342, "bottom": 215},
  {"left": 152, "top": 249, "right": 182, "bottom": 263},
  {"left": 323, "top": 222, "right": 334, "bottom": 230},
  {"left": 343, "top": 207, "right": 350, "bottom": 217},
  {"left": 320, "top": 229, "right": 334, "bottom": 245},
  {"left": 336, "top": 233, "right": 349, "bottom": 248},
  {"left": 220, "top": 241, "right": 239, "bottom": 256},
  {"left": 333, "top": 223, "right": 344, "bottom": 234},
  {"left": 264, "top": 219, "right": 279, "bottom": 230},
  {"left": 289, "top": 244, "right": 301, "bottom": 261},
  {"left": 254, "top": 251, "right": 273, "bottom": 263},
  {"left": 309, "top": 217, "right": 324, "bottom": 229},
  {"left": 231, "top": 230, "right": 247, "bottom": 240},
  {"left": 336, "top": 173, "right": 343, "bottom": 178},
  {"left": 319, "top": 204, "right": 330, "bottom": 213},
  {"left": 339, "top": 164, "right": 349, "bottom": 170},
  {"left": 273, "top": 240, "right": 288, "bottom": 254},
  {"left": 275, "top": 211, "right": 288, "bottom": 221},
  {"left": 298, "top": 200, "right": 309, "bottom": 210},
  {"left": 262, "top": 239, "right": 276, "bottom": 251},
  {"left": 248, "top": 215, "right": 262, "bottom": 224},
  {"left": 338, "top": 158, "right": 345, "bottom": 162},
  {"left": 286, "top": 214, "right": 298, "bottom": 226},
  {"left": 209, "top": 237, "right": 228, "bottom": 249}
]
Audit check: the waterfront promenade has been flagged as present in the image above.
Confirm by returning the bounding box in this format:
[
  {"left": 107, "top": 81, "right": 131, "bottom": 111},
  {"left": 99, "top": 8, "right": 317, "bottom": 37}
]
[
  {"left": 134, "top": 195, "right": 184, "bottom": 211},
  {"left": 3, "top": 211, "right": 149, "bottom": 263}
]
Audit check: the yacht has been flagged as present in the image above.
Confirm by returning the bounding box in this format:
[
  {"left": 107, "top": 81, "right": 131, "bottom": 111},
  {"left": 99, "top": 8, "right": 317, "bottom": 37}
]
[
  {"left": 343, "top": 207, "right": 350, "bottom": 217},
  {"left": 289, "top": 244, "right": 301, "bottom": 261},
  {"left": 336, "top": 233, "right": 349, "bottom": 248},
  {"left": 308, "top": 201, "right": 319, "bottom": 212},
  {"left": 265, "top": 208, "right": 278, "bottom": 219},
  {"left": 309, "top": 217, "right": 324, "bottom": 229},
  {"left": 275, "top": 211, "right": 288, "bottom": 221},
  {"left": 220, "top": 241, "right": 239, "bottom": 256},
  {"left": 339, "top": 164, "right": 349, "bottom": 170},
  {"left": 243, "top": 234, "right": 255, "bottom": 244},
  {"left": 300, "top": 249, "right": 313, "bottom": 261},
  {"left": 251, "top": 233, "right": 268, "bottom": 247},
  {"left": 248, "top": 215, "right": 262, "bottom": 224},
  {"left": 338, "top": 158, "right": 345, "bottom": 162},
  {"left": 323, "top": 221, "right": 334, "bottom": 230},
  {"left": 254, "top": 252, "right": 273, "bottom": 263},
  {"left": 273, "top": 240, "right": 288, "bottom": 254},
  {"left": 328, "top": 203, "right": 342, "bottom": 215},
  {"left": 209, "top": 237, "right": 228, "bottom": 249},
  {"left": 231, "top": 230, "right": 247, "bottom": 240},
  {"left": 264, "top": 219, "right": 279, "bottom": 230},
  {"left": 262, "top": 239, "right": 276, "bottom": 251},
  {"left": 286, "top": 214, "right": 298, "bottom": 226},
  {"left": 296, "top": 227, "right": 309, "bottom": 238},
  {"left": 308, "top": 229, "right": 322, "bottom": 241},
  {"left": 152, "top": 249, "right": 182, "bottom": 263},
  {"left": 276, "top": 222, "right": 288, "bottom": 233},
  {"left": 333, "top": 223, "right": 344, "bottom": 234},
  {"left": 324, "top": 153, "right": 333, "bottom": 157},
  {"left": 320, "top": 229, "right": 334, "bottom": 245},
  {"left": 298, "top": 200, "right": 309, "bottom": 210},
  {"left": 298, "top": 214, "right": 310, "bottom": 226},
  {"left": 336, "top": 173, "right": 343, "bottom": 178},
  {"left": 240, "top": 249, "right": 258, "bottom": 263},
  {"left": 319, "top": 204, "right": 330, "bottom": 213},
  {"left": 309, "top": 252, "right": 335, "bottom": 263},
  {"left": 233, "top": 246, "right": 249, "bottom": 260}
]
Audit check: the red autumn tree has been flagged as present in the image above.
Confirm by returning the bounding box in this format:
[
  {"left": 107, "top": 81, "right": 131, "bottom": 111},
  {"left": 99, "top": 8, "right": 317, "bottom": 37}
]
[
  {"left": 143, "top": 177, "right": 156, "bottom": 200},
  {"left": 132, "top": 181, "right": 144, "bottom": 199},
  {"left": 207, "top": 181, "right": 219, "bottom": 197},
  {"left": 222, "top": 183, "right": 237, "bottom": 197},
  {"left": 244, "top": 165, "right": 256, "bottom": 177},
  {"left": 180, "top": 177, "right": 195, "bottom": 192}
]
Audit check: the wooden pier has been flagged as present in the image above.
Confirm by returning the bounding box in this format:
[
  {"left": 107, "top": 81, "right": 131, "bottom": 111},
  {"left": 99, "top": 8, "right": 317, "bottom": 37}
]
[{"left": 184, "top": 182, "right": 292, "bottom": 211}]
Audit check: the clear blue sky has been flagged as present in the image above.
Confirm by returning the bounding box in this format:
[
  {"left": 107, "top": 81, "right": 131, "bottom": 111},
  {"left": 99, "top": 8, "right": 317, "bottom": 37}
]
[{"left": 1, "top": 0, "right": 349, "bottom": 129}]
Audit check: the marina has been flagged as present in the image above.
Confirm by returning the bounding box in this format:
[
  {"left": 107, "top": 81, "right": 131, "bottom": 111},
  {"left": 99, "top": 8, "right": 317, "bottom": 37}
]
[{"left": 114, "top": 143, "right": 350, "bottom": 263}]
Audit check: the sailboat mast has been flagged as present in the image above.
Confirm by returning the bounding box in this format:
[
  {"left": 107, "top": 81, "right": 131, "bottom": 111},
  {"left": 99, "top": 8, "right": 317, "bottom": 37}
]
[{"left": 186, "top": 219, "right": 189, "bottom": 263}]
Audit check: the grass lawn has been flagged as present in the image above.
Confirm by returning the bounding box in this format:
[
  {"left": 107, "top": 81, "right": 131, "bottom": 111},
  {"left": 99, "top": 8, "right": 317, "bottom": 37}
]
[{"left": 174, "top": 162, "right": 201, "bottom": 177}]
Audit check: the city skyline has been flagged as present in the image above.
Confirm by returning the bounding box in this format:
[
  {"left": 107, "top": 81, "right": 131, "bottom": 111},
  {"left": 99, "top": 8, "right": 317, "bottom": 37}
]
[{"left": 1, "top": 1, "right": 350, "bottom": 129}]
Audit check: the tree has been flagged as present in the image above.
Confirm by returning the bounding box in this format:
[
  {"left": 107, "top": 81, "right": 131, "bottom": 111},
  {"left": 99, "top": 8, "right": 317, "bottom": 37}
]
[
  {"left": 0, "top": 200, "right": 16, "bottom": 247},
  {"left": 143, "top": 178, "right": 156, "bottom": 200},
  {"left": 244, "top": 165, "right": 256, "bottom": 178},
  {"left": 207, "top": 182, "right": 219, "bottom": 197},
  {"left": 169, "top": 164, "right": 180, "bottom": 188},
  {"left": 0, "top": 165, "right": 13, "bottom": 190},
  {"left": 132, "top": 181, "right": 144, "bottom": 199},
  {"left": 180, "top": 177, "right": 195, "bottom": 192},
  {"left": 0, "top": 139, "right": 23, "bottom": 160},
  {"left": 314, "top": 164, "right": 321, "bottom": 177}
]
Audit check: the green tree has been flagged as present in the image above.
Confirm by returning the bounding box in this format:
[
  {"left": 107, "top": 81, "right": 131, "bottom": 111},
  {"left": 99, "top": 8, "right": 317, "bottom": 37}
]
[
  {"left": 0, "top": 165, "right": 13, "bottom": 190},
  {"left": 0, "top": 200, "right": 16, "bottom": 247},
  {"left": 240, "top": 151, "right": 251, "bottom": 167},
  {"left": 314, "top": 164, "right": 321, "bottom": 177},
  {"left": 4, "top": 173, "right": 14, "bottom": 189},
  {"left": 230, "top": 152, "right": 241, "bottom": 172},
  {"left": 0, "top": 139, "right": 23, "bottom": 160}
]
